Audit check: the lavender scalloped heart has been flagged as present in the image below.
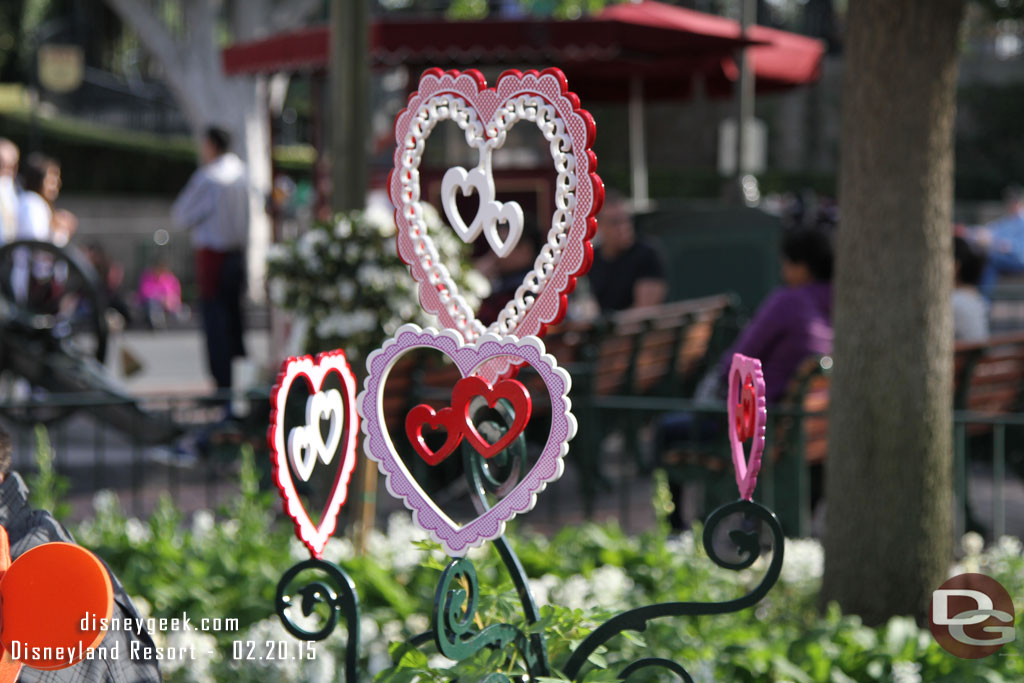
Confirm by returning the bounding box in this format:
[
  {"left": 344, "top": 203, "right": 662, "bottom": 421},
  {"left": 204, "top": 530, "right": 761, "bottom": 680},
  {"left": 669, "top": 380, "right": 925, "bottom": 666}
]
[{"left": 357, "top": 324, "right": 575, "bottom": 557}]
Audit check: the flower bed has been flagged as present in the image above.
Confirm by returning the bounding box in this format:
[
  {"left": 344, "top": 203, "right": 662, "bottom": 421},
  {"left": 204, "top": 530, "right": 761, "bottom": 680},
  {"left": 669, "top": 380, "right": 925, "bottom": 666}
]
[{"left": 66, "top": 450, "right": 1024, "bottom": 682}]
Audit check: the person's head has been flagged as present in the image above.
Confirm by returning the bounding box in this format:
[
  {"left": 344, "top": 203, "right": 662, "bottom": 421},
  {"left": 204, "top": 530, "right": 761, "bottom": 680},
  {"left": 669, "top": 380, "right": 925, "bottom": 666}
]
[
  {"left": 780, "top": 228, "right": 833, "bottom": 286},
  {"left": 597, "top": 188, "right": 635, "bottom": 256},
  {"left": 201, "top": 126, "right": 231, "bottom": 164},
  {"left": 20, "top": 154, "right": 61, "bottom": 202},
  {"left": 0, "top": 427, "right": 11, "bottom": 480},
  {"left": 0, "top": 139, "right": 18, "bottom": 178},
  {"left": 955, "top": 236, "right": 986, "bottom": 287}
]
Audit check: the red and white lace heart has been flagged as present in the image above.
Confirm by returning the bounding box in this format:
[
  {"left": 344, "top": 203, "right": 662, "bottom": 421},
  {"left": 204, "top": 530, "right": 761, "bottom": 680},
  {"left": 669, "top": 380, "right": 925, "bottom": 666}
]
[
  {"left": 269, "top": 350, "right": 359, "bottom": 558},
  {"left": 390, "top": 68, "right": 602, "bottom": 382}
]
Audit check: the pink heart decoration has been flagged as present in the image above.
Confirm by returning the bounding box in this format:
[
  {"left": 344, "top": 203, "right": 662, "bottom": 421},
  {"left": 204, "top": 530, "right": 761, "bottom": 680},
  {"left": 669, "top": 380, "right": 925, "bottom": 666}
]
[
  {"left": 727, "top": 353, "right": 767, "bottom": 501},
  {"left": 358, "top": 324, "right": 575, "bottom": 557},
  {"left": 269, "top": 350, "right": 359, "bottom": 558},
  {"left": 390, "top": 68, "right": 603, "bottom": 382}
]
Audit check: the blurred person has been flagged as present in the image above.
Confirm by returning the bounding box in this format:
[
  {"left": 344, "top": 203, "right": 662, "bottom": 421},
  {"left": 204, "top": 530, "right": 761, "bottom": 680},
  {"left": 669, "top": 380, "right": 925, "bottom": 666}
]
[
  {"left": 137, "top": 257, "right": 185, "bottom": 329},
  {"left": 0, "top": 428, "right": 162, "bottom": 682},
  {"left": 83, "top": 242, "right": 132, "bottom": 324},
  {"left": 965, "top": 185, "right": 1024, "bottom": 295},
  {"left": 171, "top": 126, "right": 249, "bottom": 395},
  {"left": 655, "top": 227, "right": 834, "bottom": 530},
  {"left": 587, "top": 189, "right": 666, "bottom": 314},
  {"left": 0, "top": 138, "right": 19, "bottom": 243},
  {"left": 476, "top": 216, "right": 541, "bottom": 325},
  {"left": 953, "top": 235, "right": 989, "bottom": 342},
  {"left": 17, "top": 153, "right": 77, "bottom": 245}
]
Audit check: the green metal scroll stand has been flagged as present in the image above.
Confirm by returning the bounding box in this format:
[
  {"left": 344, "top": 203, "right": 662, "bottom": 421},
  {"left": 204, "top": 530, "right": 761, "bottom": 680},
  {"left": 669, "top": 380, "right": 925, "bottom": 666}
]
[{"left": 275, "top": 399, "right": 784, "bottom": 681}]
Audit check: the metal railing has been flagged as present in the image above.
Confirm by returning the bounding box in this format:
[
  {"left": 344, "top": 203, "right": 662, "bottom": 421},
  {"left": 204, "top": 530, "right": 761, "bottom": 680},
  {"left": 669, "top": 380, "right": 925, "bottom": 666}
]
[
  {"left": 4, "top": 390, "right": 1022, "bottom": 543},
  {"left": 0, "top": 388, "right": 268, "bottom": 522}
]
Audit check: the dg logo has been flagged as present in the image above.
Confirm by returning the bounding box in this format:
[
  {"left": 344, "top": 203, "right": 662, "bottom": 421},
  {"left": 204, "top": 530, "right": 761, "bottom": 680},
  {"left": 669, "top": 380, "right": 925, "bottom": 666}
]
[{"left": 930, "top": 573, "right": 1015, "bottom": 659}]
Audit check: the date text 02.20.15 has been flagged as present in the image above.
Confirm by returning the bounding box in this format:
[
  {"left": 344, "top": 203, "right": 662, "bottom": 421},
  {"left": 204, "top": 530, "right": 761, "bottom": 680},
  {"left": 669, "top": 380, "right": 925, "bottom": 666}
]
[{"left": 231, "top": 640, "right": 316, "bottom": 661}]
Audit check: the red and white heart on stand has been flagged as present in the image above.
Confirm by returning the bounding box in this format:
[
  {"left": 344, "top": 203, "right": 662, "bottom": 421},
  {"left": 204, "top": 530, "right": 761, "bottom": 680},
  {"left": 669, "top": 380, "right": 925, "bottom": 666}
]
[
  {"left": 359, "top": 324, "right": 575, "bottom": 557},
  {"left": 390, "top": 67, "right": 603, "bottom": 382},
  {"left": 727, "top": 353, "right": 767, "bottom": 501},
  {"left": 269, "top": 350, "right": 359, "bottom": 558}
]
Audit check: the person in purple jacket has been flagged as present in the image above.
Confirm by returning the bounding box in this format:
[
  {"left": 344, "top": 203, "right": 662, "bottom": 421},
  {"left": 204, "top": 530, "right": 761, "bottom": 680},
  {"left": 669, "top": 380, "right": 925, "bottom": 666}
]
[{"left": 656, "top": 227, "right": 833, "bottom": 530}]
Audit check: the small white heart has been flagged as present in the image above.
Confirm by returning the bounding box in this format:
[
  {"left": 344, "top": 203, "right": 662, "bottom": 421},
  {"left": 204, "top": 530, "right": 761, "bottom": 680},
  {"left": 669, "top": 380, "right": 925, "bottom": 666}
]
[
  {"left": 441, "top": 166, "right": 491, "bottom": 242},
  {"left": 483, "top": 200, "right": 525, "bottom": 258},
  {"left": 308, "top": 389, "right": 344, "bottom": 467},
  {"left": 287, "top": 426, "right": 317, "bottom": 482}
]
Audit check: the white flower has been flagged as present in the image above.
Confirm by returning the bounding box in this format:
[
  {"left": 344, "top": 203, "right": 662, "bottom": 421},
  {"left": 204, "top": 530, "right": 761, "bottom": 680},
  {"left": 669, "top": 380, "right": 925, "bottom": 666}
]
[
  {"left": 125, "top": 518, "right": 151, "bottom": 544},
  {"left": 590, "top": 565, "right": 634, "bottom": 610},
  {"left": 992, "top": 535, "right": 1022, "bottom": 558},
  {"left": 334, "top": 218, "right": 352, "bottom": 238},
  {"left": 962, "top": 531, "right": 984, "bottom": 557},
  {"left": 191, "top": 510, "right": 215, "bottom": 542},
  {"left": 404, "top": 613, "right": 430, "bottom": 634},
  {"left": 464, "top": 271, "right": 491, "bottom": 300},
  {"left": 553, "top": 574, "right": 589, "bottom": 611},
  {"left": 321, "top": 536, "right": 355, "bottom": 565},
  {"left": 528, "top": 574, "right": 560, "bottom": 607},
  {"left": 92, "top": 490, "right": 119, "bottom": 515},
  {"left": 222, "top": 519, "right": 240, "bottom": 540},
  {"left": 891, "top": 660, "right": 922, "bottom": 683},
  {"left": 780, "top": 538, "right": 824, "bottom": 584},
  {"left": 338, "top": 281, "right": 356, "bottom": 303}
]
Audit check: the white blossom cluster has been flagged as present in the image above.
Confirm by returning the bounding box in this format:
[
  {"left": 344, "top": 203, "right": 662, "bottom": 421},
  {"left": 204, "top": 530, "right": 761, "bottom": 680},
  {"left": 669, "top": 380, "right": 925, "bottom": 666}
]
[{"left": 267, "top": 203, "right": 490, "bottom": 361}]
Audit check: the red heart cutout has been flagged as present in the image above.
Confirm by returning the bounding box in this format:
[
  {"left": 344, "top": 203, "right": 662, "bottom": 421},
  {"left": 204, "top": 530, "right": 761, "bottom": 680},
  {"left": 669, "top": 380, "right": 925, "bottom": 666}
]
[
  {"left": 406, "top": 405, "right": 463, "bottom": 466},
  {"left": 452, "top": 376, "right": 532, "bottom": 458},
  {"left": 737, "top": 374, "right": 756, "bottom": 442}
]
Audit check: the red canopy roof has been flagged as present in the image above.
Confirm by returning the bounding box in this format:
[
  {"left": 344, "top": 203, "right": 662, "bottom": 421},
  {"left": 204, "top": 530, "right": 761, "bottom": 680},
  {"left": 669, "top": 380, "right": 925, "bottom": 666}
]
[{"left": 222, "top": 1, "right": 823, "bottom": 100}]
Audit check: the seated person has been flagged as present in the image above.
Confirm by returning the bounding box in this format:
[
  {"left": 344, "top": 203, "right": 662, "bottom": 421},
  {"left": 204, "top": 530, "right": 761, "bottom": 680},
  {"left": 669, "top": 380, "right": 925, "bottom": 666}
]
[
  {"left": 953, "top": 235, "right": 988, "bottom": 342},
  {"left": 655, "top": 227, "right": 834, "bottom": 530},
  {"left": 475, "top": 217, "right": 541, "bottom": 326},
  {"left": 137, "top": 258, "right": 186, "bottom": 329},
  {"left": 963, "top": 185, "right": 1024, "bottom": 295},
  {"left": 0, "top": 428, "right": 161, "bottom": 681},
  {"left": 586, "top": 189, "right": 666, "bottom": 314}
]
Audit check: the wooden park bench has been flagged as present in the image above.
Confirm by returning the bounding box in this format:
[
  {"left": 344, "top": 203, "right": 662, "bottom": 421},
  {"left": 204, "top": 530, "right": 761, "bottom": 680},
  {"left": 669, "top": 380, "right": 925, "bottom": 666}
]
[{"left": 573, "top": 294, "right": 741, "bottom": 510}]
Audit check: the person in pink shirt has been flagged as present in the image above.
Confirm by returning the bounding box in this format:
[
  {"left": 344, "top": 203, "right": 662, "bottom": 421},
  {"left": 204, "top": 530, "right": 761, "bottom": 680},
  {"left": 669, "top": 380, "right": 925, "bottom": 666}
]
[{"left": 137, "top": 259, "right": 183, "bottom": 329}]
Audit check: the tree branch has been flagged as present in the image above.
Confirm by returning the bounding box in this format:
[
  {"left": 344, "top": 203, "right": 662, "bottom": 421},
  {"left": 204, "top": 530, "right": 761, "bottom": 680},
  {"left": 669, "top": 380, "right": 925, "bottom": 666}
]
[
  {"left": 271, "top": 0, "right": 326, "bottom": 31},
  {"left": 103, "top": 0, "right": 181, "bottom": 76}
]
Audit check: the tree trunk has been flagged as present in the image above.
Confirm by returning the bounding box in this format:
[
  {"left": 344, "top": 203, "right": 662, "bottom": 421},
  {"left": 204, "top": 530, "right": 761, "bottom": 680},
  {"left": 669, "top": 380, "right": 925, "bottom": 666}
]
[{"left": 821, "top": 0, "right": 965, "bottom": 625}]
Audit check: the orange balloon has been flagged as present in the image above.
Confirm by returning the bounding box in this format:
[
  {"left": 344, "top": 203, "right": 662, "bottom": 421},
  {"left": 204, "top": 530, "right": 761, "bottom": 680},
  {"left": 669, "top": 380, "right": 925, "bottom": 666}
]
[{"left": 0, "top": 543, "right": 113, "bottom": 670}]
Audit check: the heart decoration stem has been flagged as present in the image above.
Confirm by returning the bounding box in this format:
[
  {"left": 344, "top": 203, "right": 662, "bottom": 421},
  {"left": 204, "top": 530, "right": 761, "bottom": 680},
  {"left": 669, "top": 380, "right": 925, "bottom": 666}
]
[
  {"left": 359, "top": 324, "right": 574, "bottom": 557},
  {"left": 727, "top": 354, "right": 767, "bottom": 501},
  {"left": 269, "top": 349, "right": 360, "bottom": 558},
  {"left": 391, "top": 68, "right": 603, "bottom": 382}
]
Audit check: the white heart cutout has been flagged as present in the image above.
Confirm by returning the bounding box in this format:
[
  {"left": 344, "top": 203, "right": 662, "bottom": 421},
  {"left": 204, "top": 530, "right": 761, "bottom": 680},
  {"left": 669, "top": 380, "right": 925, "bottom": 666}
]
[
  {"left": 287, "top": 426, "right": 317, "bottom": 482},
  {"left": 309, "top": 388, "right": 344, "bottom": 467}
]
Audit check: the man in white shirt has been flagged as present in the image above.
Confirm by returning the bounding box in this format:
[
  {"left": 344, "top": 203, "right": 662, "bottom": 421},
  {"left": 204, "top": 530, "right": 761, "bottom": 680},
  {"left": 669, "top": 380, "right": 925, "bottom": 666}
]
[
  {"left": 171, "top": 127, "right": 250, "bottom": 395},
  {"left": 0, "top": 139, "right": 19, "bottom": 243}
]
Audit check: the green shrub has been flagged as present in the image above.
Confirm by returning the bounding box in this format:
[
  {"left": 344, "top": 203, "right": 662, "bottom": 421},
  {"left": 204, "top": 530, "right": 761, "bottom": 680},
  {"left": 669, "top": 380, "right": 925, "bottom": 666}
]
[{"left": 57, "top": 450, "right": 1024, "bottom": 681}]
